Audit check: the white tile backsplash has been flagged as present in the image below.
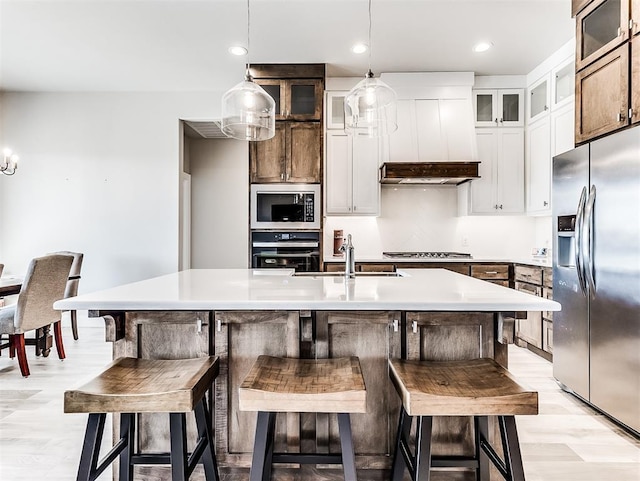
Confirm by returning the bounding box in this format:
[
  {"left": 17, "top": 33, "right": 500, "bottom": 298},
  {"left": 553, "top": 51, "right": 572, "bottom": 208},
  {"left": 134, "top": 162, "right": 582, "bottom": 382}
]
[{"left": 324, "top": 185, "right": 551, "bottom": 259}]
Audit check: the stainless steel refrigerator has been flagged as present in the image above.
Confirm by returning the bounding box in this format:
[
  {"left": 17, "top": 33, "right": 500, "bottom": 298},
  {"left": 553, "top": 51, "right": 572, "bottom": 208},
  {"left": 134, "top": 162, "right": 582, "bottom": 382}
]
[{"left": 553, "top": 126, "right": 640, "bottom": 435}]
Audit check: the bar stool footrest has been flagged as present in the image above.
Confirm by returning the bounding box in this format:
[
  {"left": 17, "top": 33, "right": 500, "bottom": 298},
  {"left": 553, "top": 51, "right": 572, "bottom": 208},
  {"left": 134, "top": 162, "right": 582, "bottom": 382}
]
[{"left": 272, "top": 453, "right": 344, "bottom": 465}]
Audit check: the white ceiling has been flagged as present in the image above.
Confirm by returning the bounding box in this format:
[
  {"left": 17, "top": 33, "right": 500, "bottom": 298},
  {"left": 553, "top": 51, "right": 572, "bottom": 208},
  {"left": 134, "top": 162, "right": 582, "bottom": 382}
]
[{"left": 0, "top": 0, "right": 575, "bottom": 93}]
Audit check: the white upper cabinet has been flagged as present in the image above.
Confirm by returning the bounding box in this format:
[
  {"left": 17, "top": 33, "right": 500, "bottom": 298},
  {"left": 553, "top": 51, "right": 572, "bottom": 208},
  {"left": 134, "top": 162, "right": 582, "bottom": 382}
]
[
  {"left": 526, "top": 117, "right": 552, "bottom": 213},
  {"left": 527, "top": 74, "right": 551, "bottom": 124},
  {"left": 525, "top": 50, "right": 575, "bottom": 215},
  {"left": 325, "top": 131, "right": 379, "bottom": 215},
  {"left": 470, "top": 128, "right": 525, "bottom": 214},
  {"left": 325, "top": 131, "right": 352, "bottom": 214},
  {"left": 552, "top": 59, "right": 575, "bottom": 110},
  {"left": 473, "top": 89, "right": 524, "bottom": 127},
  {"left": 325, "top": 91, "right": 348, "bottom": 130}
]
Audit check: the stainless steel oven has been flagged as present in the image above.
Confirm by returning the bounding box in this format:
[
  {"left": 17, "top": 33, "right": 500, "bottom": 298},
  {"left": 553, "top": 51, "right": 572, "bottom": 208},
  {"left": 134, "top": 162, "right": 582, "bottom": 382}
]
[
  {"left": 251, "top": 231, "right": 320, "bottom": 272},
  {"left": 250, "top": 184, "right": 320, "bottom": 230}
]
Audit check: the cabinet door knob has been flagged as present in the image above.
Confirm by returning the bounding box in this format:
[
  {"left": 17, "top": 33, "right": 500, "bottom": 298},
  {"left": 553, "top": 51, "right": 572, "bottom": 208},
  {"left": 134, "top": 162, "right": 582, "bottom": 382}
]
[
  {"left": 494, "top": 118, "right": 498, "bottom": 124},
  {"left": 617, "top": 112, "right": 626, "bottom": 122},
  {"left": 281, "top": 173, "right": 284, "bottom": 180},
  {"left": 543, "top": 200, "right": 549, "bottom": 206},
  {"left": 412, "top": 320, "right": 418, "bottom": 334}
]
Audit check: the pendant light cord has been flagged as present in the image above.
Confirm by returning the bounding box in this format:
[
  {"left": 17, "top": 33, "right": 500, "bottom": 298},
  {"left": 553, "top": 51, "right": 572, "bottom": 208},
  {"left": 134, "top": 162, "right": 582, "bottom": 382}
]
[
  {"left": 367, "top": 0, "right": 372, "bottom": 75},
  {"left": 246, "top": 0, "right": 252, "bottom": 79}
]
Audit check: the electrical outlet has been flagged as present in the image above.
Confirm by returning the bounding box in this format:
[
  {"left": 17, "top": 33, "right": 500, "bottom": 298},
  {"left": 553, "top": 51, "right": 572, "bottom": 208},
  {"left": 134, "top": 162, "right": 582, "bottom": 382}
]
[{"left": 462, "top": 237, "right": 469, "bottom": 247}]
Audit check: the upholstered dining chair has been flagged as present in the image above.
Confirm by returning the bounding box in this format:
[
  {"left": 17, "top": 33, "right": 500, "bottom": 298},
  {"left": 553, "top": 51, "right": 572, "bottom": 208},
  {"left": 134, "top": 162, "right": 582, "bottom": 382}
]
[
  {"left": 51, "top": 251, "right": 84, "bottom": 340},
  {"left": 0, "top": 254, "right": 73, "bottom": 377}
]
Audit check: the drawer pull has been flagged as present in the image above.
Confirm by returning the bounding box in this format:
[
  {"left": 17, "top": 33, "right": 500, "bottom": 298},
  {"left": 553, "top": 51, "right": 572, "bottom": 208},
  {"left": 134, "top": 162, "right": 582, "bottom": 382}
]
[
  {"left": 392, "top": 319, "right": 399, "bottom": 332},
  {"left": 485, "top": 271, "right": 498, "bottom": 275}
]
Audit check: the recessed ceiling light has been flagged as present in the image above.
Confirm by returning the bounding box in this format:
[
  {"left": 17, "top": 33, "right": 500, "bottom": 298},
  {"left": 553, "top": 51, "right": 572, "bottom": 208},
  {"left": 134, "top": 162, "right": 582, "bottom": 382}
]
[
  {"left": 229, "top": 46, "right": 248, "bottom": 56},
  {"left": 351, "top": 43, "right": 368, "bottom": 54},
  {"left": 473, "top": 42, "right": 493, "bottom": 53}
]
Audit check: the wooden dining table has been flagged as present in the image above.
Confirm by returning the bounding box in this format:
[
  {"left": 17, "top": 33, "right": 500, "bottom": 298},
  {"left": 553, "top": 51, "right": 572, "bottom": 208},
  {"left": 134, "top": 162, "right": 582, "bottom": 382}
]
[{"left": 0, "top": 277, "right": 22, "bottom": 297}]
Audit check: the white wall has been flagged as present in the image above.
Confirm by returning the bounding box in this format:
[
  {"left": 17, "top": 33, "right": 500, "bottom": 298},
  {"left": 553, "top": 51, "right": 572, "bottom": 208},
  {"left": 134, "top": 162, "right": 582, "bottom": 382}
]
[
  {"left": 0, "top": 91, "right": 221, "bottom": 292},
  {"left": 190, "top": 138, "right": 249, "bottom": 268},
  {"left": 324, "top": 186, "right": 538, "bottom": 260}
]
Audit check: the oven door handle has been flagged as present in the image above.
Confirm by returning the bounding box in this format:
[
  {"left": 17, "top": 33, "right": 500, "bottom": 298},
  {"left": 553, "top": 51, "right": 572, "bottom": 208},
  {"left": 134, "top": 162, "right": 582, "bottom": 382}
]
[{"left": 252, "top": 241, "right": 319, "bottom": 248}]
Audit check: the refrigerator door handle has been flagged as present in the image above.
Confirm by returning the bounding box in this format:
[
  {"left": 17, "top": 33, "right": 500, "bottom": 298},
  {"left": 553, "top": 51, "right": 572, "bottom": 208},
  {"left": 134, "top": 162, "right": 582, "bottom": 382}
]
[
  {"left": 583, "top": 184, "right": 597, "bottom": 297},
  {"left": 575, "top": 186, "right": 588, "bottom": 296}
]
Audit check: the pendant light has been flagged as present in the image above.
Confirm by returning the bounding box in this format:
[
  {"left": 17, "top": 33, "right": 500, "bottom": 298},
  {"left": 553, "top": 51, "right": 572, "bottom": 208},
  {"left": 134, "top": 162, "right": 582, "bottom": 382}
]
[
  {"left": 344, "top": 0, "right": 397, "bottom": 137},
  {"left": 221, "top": 0, "right": 275, "bottom": 141}
]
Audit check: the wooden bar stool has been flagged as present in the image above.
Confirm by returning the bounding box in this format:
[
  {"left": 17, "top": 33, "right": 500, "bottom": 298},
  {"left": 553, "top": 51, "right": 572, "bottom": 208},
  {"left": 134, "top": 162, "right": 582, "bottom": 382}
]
[
  {"left": 239, "top": 355, "right": 367, "bottom": 481},
  {"left": 64, "top": 356, "right": 220, "bottom": 481},
  {"left": 389, "top": 358, "right": 538, "bottom": 481}
]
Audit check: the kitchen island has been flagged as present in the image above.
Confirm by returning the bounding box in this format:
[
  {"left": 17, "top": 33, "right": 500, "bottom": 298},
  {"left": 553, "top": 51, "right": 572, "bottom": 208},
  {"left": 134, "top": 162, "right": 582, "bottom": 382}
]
[{"left": 55, "top": 268, "right": 560, "bottom": 481}]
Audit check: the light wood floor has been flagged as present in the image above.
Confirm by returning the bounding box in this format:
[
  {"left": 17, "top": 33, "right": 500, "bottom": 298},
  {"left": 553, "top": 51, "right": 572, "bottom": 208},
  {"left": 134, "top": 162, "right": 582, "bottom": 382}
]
[{"left": 0, "top": 315, "right": 639, "bottom": 480}]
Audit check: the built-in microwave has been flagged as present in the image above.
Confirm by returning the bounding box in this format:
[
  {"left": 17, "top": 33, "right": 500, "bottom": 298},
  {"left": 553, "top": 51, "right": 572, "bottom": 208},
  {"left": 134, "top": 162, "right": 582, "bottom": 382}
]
[{"left": 250, "top": 184, "right": 320, "bottom": 230}]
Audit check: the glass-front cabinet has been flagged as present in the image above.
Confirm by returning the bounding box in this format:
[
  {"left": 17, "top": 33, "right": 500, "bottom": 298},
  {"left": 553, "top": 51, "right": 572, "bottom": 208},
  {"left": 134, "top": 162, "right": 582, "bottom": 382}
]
[
  {"left": 258, "top": 79, "right": 323, "bottom": 121},
  {"left": 528, "top": 74, "right": 550, "bottom": 123},
  {"left": 473, "top": 89, "right": 524, "bottom": 127},
  {"left": 552, "top": 60, "right": 575, "bottom": 109},
  {"left": 325, "top": 91, "right": 347, "bottom": 129},
  {"left": 576, "top": 0, "right": 629, "bottom": 71}
]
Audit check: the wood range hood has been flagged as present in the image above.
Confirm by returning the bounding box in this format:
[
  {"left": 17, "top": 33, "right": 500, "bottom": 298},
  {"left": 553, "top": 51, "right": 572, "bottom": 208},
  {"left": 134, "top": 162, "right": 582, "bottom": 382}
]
[{"left": 379, "top": 162, "right": 480, "bottom": 185}]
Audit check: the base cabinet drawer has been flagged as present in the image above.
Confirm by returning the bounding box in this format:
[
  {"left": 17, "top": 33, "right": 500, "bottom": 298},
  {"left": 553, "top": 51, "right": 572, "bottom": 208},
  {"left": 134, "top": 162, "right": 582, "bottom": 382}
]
[
  {"left": 470, "top": 264, "right": 510, "bottom": 280},
  {"left": 514, "top": 265, "right": 543, "bottom": 284}
]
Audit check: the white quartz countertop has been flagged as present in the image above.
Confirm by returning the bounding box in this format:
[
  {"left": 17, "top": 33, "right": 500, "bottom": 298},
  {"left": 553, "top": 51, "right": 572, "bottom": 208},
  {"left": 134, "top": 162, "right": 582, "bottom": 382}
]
[{"left": 54, "top": 268, "right": 560, "bottom": 312}]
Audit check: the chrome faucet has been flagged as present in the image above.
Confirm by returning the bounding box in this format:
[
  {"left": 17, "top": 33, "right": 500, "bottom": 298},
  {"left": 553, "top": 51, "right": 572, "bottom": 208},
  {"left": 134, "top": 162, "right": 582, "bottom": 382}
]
[{"left": 340, "top": 234, "right": 356, "bottom": 279}]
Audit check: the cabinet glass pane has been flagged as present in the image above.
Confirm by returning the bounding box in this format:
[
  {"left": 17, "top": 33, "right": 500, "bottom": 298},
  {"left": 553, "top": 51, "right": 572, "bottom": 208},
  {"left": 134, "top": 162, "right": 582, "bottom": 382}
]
[
  {"left": 476, "top": 94, "right": 494, "bottom": 122},
  {"left": 331, "top": 95, "right": 345, "bottom": 126},
  {"left": 502, "top": 94, "right": 520, "bottom": 122},
  {"left": 262, "top": 85, "right": 281, "bottom": 115},
  {"left": 290, "top": 85, "right": 316, "bottom": 115},
  {"left": 581, "top": 0, "right": 621, "bottom": 60},
  {"left": 555, "top": 64, "right": 574, "bottom": 104},
  {"left": 530, "top": 81, "right": 548, "bottom": 118}
]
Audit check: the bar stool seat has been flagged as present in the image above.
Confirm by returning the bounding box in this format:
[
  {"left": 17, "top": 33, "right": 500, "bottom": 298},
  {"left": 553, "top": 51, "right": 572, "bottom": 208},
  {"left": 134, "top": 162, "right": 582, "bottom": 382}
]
[
  {"left": 239, "top": 355, "right": 367, "bottom": 481},
  {"left": 389, "top": 358, "right": 538, "bottom": 481},
  {"left": 65, "top": 356, "right": 220, "bottom": 481}
]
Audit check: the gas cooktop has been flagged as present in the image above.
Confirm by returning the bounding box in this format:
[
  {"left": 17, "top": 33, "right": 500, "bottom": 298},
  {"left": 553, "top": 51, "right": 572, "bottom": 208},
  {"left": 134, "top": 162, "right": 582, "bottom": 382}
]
[{"left": 383, "top": 251, "right": 473, "bottom": 259}]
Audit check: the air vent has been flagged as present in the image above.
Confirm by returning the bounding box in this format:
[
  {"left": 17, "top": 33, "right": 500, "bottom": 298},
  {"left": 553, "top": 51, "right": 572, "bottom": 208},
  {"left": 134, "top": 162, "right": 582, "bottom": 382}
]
[{"left": 183, "top": 120, "right": 227, "bottom": 139}]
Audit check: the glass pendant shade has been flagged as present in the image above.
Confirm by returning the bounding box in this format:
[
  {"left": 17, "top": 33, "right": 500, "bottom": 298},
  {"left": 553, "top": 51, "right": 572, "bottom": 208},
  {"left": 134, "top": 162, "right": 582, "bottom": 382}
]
[
  {"left": 344, "top": 71, "right": 397, "bottom": 137},
  {"left": 221, "top": 75, "right": 276, "bottom": 141}
]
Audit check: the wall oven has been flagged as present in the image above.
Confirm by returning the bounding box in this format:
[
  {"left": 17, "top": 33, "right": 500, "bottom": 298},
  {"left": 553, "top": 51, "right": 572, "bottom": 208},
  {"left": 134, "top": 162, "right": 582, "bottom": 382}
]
[
  {"left": 250, "top": 184, "right": 320, "bottom": 230},
  {"left": 251, "top": 231, "right": 320, "bottom": 272}
]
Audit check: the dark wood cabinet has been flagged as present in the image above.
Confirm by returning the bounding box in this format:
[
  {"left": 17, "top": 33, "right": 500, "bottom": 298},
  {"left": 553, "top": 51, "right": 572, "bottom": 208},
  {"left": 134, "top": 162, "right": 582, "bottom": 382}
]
[
  {"left": 213, "top": 311, "right": 300, "bottom": 467},
  {"left": 574, "top": 0, "right": 640, "bottom": 142},
  {"left": 513, "top": 265, "right": 547, "bottom": 352},
  {"left": 575, "top": 43, "right": 629, "bottom": 143},
  {"left": 315, "top": 311, "right": 401, "bottom": 468},
  {"left": 257, "top": 78, "right": 323, "bottom": 121},
  {"left": 632, "top": 36, "right": 640, "bottom": 124},
  {"left": 576, "top": 0, "right": 630, "bottom": 72},
  {"left": 573, "top": 0, "right": 595, "bottom": 17},
  {"left": 250, "top": 121, "right": 321, "bottom": 183}
]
